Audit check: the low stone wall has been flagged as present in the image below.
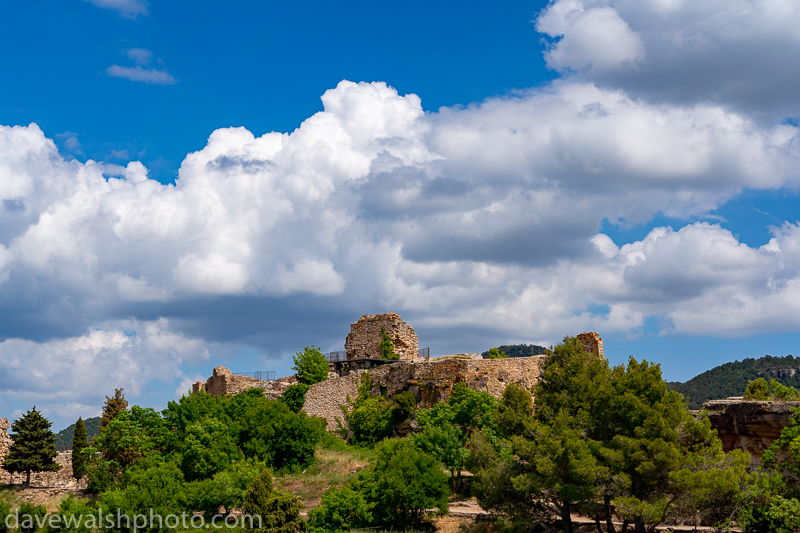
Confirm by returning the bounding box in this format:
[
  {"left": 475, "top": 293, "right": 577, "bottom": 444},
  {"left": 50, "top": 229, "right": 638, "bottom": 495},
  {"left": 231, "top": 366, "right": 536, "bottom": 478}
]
[
  {"left": 303, "top": 356, "right": 545, "bottom": 431},
  {"left": 705, "top": 399, "right": 800, "bottom": 465},
  {"left": 0, "top": 451, "right": 80, "bottom": 488}
]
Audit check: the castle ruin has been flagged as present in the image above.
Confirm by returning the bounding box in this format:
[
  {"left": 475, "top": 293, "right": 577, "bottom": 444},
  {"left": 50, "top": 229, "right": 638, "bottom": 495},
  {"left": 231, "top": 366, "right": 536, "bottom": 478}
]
[
  {"left": 345, "top": 313, "right": 419, "bottom": 360},
  {"left": 577, "top": 331, "right": 603, "bottom": 357}
]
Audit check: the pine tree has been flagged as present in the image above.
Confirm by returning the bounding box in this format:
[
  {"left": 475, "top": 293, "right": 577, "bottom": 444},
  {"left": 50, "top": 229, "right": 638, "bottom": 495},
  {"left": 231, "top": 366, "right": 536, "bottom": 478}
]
[
  {"left": 2, "top": 407, "right": 60, "bottom": 487},
  {"left": 71, "top": 417, "right": 88, "bottom": 480},
  {"left": 100, "top": 388, "right": 128, "bottom": 430}
]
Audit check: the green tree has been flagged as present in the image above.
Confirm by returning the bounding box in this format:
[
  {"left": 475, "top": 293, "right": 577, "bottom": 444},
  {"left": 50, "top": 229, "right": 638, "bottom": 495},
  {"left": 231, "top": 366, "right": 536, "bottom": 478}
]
[
  {"left": 486, "top": 347, "right": 508, "bottom": 359},
  {"left": 412, "top": 420, "right": 469, "bottom": 488},
  {"left": 243, "top": 469, "right": 306, "bottom": 533},
  {"left": 378, "top": 327, "right": 399, "bottom": 360},
  {"left": 71, "top": 417, "right": 89, "bottom": 480},
  {"left": 100, "top": 388, "right": 128, "bottom": 431},
  {"left": 353, "top": 439, "right": 449, "bottom": 528},
  {"left": 281, "top": 384, "right": 309, "bottom": 413},
  {"left": 292, "top": 346, "right": 329, "bottom": 385},
  {"left": 307, "top": 486, "right": 373, "bottom": 533},
  {"left": 181, "top": 417, "right": 244, "bottom": 481},
  {"left": 744, "top": 377, "right": 799, "bottom": 401},
  {"left": 2, "top": 407, "right": 60, "bottom": 486},
  {"left": 345, "top": 374, "right": 395, "bottom": 446}
]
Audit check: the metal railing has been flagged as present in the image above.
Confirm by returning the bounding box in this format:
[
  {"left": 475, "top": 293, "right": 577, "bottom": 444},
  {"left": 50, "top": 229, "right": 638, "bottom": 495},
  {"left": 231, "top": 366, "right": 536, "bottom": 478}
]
[
  {"left": 236, "top": 370, "right": 276, "bottom": 381},
  {"left": 419, "top": 347, "right": 430, "bottom": 360},
  {"left": 326, "top": 350, "right": 347, "bottom": 362}
]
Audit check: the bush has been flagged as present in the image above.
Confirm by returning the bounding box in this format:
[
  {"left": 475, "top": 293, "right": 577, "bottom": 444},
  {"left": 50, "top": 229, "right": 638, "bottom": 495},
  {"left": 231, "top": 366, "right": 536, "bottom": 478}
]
[
  {"left": 56, "top": 495, "right": 96, "bottom": 533},
  {"left": 281, "top": 384, "right": 310, "bottom": 413},
  {"left": 0, "top": 499, "right": 10, "bottom": 533},
  {"left": 379, "top": 327, "right": 399, "bottom": 360},
  {"left": 17, "top": 502, "right": 47, "bottom": 533},
  {"left": 292, "top": 346, "right": 329, "bottom": 385},
  {"left": 486, "top": 347, "right": 508, "bottom": 359},
  {"left": 744, "top": 377, "right": 800, "bottom": 401},
  {"left": 392, "top": 391, "right": 417, "bottom": 420},
  {"left": 307, "top": 485, "right": 373, "bottom": 533},
  {"left": 346, "top": 375, "right": 395, "bottom": 446},
  {"left": 354, "top": 439, "right": 449, "bottom": 528},
  {"left": 243, "top": 469, "right": 306, "bottom": 533}
]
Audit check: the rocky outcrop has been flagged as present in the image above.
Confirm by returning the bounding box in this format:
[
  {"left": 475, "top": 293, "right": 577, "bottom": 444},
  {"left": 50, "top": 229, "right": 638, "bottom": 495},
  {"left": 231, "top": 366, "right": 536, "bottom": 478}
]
[
  {"left": 704, "top": 399, "right": 800, "bottom": 465},
  {"left": 577, "top": 331, "right": 604, "bottom": 357},
  {"left": 193, "top": 366, "right": 298, "bottom": 398},
  {"left": 345, "top": 313, "right": 419, "bottom": 360}
]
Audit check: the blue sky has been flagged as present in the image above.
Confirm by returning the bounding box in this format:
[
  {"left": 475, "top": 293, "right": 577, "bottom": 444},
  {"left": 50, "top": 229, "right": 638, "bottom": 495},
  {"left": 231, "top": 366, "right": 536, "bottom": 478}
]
[{"left": 3, "top": 0, "right": 800, "bottom": 429}]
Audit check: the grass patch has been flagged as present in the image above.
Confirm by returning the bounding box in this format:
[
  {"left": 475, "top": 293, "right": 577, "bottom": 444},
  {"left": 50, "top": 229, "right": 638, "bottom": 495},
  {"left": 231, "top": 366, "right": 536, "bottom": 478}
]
[{"left": 274, "top": 435, "right": 374, "bottom": 511}]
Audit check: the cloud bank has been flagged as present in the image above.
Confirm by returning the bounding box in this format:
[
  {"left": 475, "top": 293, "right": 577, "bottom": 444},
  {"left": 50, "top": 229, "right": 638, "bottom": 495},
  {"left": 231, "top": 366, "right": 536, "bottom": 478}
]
[{"left": 4, "top": 0, "right": 800, "bottom": 423}]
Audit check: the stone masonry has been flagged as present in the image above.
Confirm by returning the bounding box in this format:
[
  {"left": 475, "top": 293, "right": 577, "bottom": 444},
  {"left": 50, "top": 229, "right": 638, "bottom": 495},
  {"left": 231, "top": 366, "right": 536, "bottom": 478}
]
[
  {"left": 577, "top": 331, "right": 604, "bottom": 357},
  {"left": 0, "top": 419, "right": 80, "bottom": 488},
  {"left": 305, "top": 355, "right": 546, "bottom": 431},
  {"left": 193, "top": 366, "right": 298, "bottom": 399},
  {"left": 345, "top": 313, "right": 419, "bottom": 360}
]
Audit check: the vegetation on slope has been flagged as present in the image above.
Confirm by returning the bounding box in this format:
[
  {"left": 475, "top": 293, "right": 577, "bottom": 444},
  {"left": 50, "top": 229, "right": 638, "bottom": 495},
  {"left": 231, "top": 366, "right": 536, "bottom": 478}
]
[
  {"left": 54, "top": 416, "right": 102, "bottom": 451},
  {"left": 480, "top": 344, "right": 548, "bottom": 359},
  {"left": 668, "top": 354, "right": 800, "bottom": 409}
]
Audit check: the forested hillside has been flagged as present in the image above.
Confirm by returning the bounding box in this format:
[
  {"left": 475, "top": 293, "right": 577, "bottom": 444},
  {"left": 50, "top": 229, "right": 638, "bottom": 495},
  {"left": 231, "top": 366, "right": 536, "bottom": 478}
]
[
  {"left": 668, "top": 355, "right": 800, "bottom": 409},
  {"left": 55, "top": 416, "right": 102, "bottom": 450},
  {"left": 481, "top": 343, "right": 549, "bottom": 358}
]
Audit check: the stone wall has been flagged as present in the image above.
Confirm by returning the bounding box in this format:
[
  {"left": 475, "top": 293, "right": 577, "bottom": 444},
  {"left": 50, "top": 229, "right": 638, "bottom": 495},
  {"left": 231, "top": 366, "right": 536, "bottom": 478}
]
[
  {"left": 345, "top": 313, "right": 419, "bottom": 360},
  {"left": 303, "top": 372, "right": 362, "bottom": 431},
  {"left": 705, "top": 399, "right": 800, "bottom": 465},
  {"left": 0, "top": 448, "right": 80, "bottom": 488},
  {"left": 303, "top": 355, "right": 545, "bottom": 431},
  {"left": 0, "top": 418, "right": 10, "bottom": 461},
  {"left": 577, "top": 331, "right": 604, "bottom": 357},
  {"left": 193, "top": 366, "right": 298, "bottom": 399}
]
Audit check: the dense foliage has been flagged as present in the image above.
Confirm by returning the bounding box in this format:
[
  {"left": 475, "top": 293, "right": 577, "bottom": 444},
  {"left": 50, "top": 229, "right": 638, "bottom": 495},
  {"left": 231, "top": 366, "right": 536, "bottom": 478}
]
[
  {"left": 743, "top": 377, "right": 800, "bottom": 401},
  {"left": 481, "top": 343, "right": 548, "bottom": 359},
  {"left": 378, "top": 327, "right": 399, "bottom": 360},
  {"left": 55, "top": 416, "right": 101, "bottom": 451},
  {"left": 668, "top": 354, "right": 800, "bottom": 409},
  {"left": 470, "top": 337, "right": 751, "bottom": 533},
  {"left": 485, "top": 347, "right": 509, "bottom": 359}
]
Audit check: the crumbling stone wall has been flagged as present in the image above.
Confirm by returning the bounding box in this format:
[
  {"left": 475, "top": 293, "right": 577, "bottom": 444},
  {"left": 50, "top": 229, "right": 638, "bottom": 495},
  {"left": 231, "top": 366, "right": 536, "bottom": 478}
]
[
  {"left": 0, "top": 418, "right": 10, "bottom": 462},
  {"left": 577, "top": 331, "right": 604, "bottom": 357},
  {"left": 345, "top": 313, "right": 419, "bottom": 360},
  {"left": 192, "top": 366, "right": 298, "bottom": 399},
  {"left": 303, "top": 355, "right": 545, "bottom": 431}
]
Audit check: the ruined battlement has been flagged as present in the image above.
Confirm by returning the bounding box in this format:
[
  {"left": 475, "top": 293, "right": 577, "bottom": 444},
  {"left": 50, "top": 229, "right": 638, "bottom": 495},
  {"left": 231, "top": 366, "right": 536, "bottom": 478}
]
[
  {"left": 345, "top": 313, "right": 419, "bottom": 360},
  {"left": 193, "top": 365, "right": 299, "bottom": 399},
  {"left": 577, "top": 331, "right": 604, "bottom": 358}
]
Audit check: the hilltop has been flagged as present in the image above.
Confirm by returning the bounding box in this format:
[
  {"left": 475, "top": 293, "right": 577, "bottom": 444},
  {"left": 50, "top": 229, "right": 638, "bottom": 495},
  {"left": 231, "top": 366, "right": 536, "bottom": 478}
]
[
  {"left": 481, "top": 343, "right": 549, "bottom": 358},
  {"left": 668, "top": 355, "right": 800, "bottom": 409}
]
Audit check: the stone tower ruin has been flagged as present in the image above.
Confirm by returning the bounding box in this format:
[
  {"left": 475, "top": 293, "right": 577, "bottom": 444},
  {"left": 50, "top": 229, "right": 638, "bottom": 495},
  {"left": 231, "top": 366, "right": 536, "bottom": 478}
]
[
  {"left": 345, "top": 313, "right": 419, "bottom": 360},
  {"left": 577, "top": 331, "right": 604, "bottom": 358}
]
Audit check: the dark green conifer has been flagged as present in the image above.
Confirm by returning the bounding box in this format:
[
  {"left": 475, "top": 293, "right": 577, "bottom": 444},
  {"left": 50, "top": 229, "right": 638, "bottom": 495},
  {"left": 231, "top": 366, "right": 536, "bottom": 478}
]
[
  {"left": 71, "top": 417, "right": 88, "bottom": 480},
  {"left": 2, "top": 407, "right": 60, "bottom": 487},
  {"left": 100, "top": 388, "right": 128, "bottom": 430}
]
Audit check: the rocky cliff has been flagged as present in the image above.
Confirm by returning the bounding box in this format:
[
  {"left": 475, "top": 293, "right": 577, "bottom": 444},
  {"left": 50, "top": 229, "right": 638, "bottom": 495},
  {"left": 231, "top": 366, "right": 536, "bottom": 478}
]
[{"left": 704, "top": 398, "right": 800, "bottom": 465}]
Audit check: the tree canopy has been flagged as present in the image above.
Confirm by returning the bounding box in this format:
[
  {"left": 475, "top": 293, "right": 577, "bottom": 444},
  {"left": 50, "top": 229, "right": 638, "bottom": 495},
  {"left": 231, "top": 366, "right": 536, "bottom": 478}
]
[{"left": 2, "top": 407, "right": 60, "bottom": 486}]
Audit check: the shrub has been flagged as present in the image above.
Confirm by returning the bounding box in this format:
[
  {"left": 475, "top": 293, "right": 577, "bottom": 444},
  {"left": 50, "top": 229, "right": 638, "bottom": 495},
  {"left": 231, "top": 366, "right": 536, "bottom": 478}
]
[
  {"left": 56, "top": 495, "right": 96, "bottom": 533},
  {"left": 281, "top": 384, "right": 310, "bottom": 413},
  {"left": 307, "top": 485, "right": 373, "bottom": 533},
  {"left": 744, "top": 377, "right": 800, "bottom": 401},
  {"left": 0, "top": 499, "right": 10, "bottom": 533},
  {"left": 18, "top": 502, "right": 47, "bottom": 533},
  {"left": 486, "top": 347, "right": 508, "bottom": 359},
  {"left": 354, "top": 439, "right": 449, "bottom": 528},
  {"left": 378, "top": 327, "right": 399, "bottom": 360},
  {"left": 292, "top": 346, "right": 329, "bottom": 385},
  {"left": 346, "top": 374, "right": 395, "bottom": 446},
  {"left": 243, "top": 469, "right": 306, "bottom": 533}
]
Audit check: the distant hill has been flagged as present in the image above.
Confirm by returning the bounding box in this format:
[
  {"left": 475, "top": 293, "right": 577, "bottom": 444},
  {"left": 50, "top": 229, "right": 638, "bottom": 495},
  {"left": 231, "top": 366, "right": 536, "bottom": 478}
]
[
  {"left": 667, "top": 355, "right": 800, "bottom": 409},
  {"left": 55, "top": 416, "right": 102, "bottom": 451},
  {"left": 481, "top": 344, "right": 549, "bottom": 359}
]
